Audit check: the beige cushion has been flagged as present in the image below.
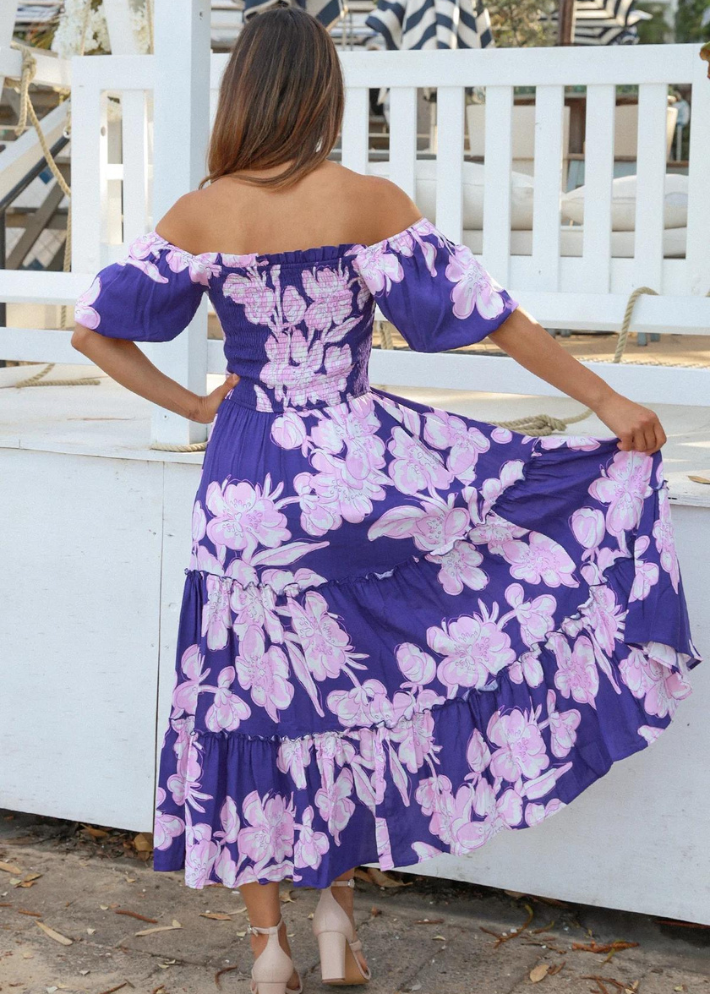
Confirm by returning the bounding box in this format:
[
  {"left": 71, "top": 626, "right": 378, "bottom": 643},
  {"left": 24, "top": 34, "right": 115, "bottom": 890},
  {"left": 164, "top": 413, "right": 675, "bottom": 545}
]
[
  {"left": 369, "top": 159, "right": 535, "bottom": 231},
  {"left": 561, "top": 173, "right": 688, "bottom": 231},
  {"left": 461, "top": 225, "right": 687, "bottom": 259}
]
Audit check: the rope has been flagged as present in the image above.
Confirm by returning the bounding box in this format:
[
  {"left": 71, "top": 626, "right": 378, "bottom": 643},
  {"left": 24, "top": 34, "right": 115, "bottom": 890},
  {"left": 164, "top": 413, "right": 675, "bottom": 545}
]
[
  {"left": 5, "top": 40, "right": 100, "bottom": 390},
  {"left": 151, "top": 439, "right": 209, "bottom": 452},
  {"left": 488, "top": 286, "right": 660, "bottom": 436}
]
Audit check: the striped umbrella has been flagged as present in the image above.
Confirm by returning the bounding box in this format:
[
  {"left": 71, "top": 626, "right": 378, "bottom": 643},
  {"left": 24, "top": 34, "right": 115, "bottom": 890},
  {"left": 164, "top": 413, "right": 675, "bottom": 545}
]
[
  {"left": 554, "top": 0, "right": 651, "bottom": 45},
  {"left": 366, "top": 0, "right": 494, "bottom": 51},
  {"left": 243, "top": 0, "right": 346, "bottom": 32}
]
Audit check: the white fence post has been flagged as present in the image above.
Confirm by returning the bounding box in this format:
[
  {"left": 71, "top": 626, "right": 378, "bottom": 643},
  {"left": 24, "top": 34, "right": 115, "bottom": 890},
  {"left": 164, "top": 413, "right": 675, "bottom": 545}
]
[{"left": 151, "top": 0, "right": 212, "bottom": 448}]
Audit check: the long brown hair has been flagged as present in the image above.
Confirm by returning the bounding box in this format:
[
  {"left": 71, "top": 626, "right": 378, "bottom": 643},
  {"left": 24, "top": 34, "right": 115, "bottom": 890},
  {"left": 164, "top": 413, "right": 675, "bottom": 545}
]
[{"left": 201, "top": 6, "right": 344, "bottom": 191}]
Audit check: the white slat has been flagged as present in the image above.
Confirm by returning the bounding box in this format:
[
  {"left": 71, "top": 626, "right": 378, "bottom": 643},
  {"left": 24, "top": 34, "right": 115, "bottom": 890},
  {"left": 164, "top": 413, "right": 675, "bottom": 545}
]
[
  {"left": 71, "top": 71, "right": 108, "bottom": 275},
  {"left": 482, "top": 85, "right": 513, "bottom": 286},
  {"left": 435, "top": 87, "right": 464, "bottom": 241},
  {"left": 388, "top": 86, "right": 418, "bottom": 199},
  {"left": 341, "top": 86, "right": 369, "bottom": 174},
  {"left": 531, "top": 85, "right": 564, "bottom": 291},
  {"left": 686, "top": 56, "right": 710, "bottom": 296},
  {"left": 581, "top": 84, "right": 615, "bottom": 293},
  {"left": 634, "top": 83, "right": 668, "bottom": 292},
  {"left": 121, "top": 91, "right": 150, "bottom": 244}
]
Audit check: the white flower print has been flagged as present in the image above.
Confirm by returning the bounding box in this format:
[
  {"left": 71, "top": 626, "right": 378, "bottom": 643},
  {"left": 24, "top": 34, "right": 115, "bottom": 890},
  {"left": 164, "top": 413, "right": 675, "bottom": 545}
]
[
  {"left": 75, "top": 277, "right": 101, "bottom": 329},
  {"left": 428, "top": 613, "right": 516, "bottom": 691},
  {"left": 445, "top": 244, "right": 506, "bottom": 321},
  {"left": 652, "top": 485, "right": 680, "bottom": 592},
  {"left": 206, "top": 479, "right": 290, "bottom": 558},
  {"left": 423, "top": 411, "right": 490, "bottom": 480},
  {"left": 204, "top": 666, "right": 252, "bottom": 733},
  {"left": 501, "top": 532, "right": 579, "bottom": 588},
  {"left": 549, "top": 633, "right": 599, "bottom": 707},
  {"left": 235, "top": 627, "right": 294, "bottom": 721},
  {"left": 487, "top": 707, "right": 550, "bottom": 782},
  {"left": 588, "top": 450, "right": 653, "bottom": 538},
  {"left": 288, "top": 592, "right": 353, "bottom": 681},
  {"left": 427, "top": 541, "right": 488, "bottom": 595},
  {"left": 302, "top": 266, "right": 353, "bottom": 331},
  {"left": 223, "top": 270, "right": 276, "bottom": 324},
  {"left": 545, "top": 689, "right": 581, "bottom": 758},
  {"left": 388, "top": 427, "right": 453, "bottom": 495}
]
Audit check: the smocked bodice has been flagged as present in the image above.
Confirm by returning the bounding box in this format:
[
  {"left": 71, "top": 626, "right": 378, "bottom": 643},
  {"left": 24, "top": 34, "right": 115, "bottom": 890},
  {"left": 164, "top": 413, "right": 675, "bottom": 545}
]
[{"left": 75, "top": 217, "right": 519, "bottom": 413}]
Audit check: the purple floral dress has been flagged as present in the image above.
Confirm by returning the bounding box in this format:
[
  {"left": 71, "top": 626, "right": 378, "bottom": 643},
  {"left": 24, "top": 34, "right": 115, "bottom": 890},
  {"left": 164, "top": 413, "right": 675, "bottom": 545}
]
[{"left": 77, "top": 217, "right": 701, "bottom": 890}]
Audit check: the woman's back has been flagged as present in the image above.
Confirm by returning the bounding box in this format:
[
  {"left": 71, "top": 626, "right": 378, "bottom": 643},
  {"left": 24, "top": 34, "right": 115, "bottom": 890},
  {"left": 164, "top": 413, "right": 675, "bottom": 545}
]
[{"left": 155, "top": 161, "right": 420, "bottom": 259}]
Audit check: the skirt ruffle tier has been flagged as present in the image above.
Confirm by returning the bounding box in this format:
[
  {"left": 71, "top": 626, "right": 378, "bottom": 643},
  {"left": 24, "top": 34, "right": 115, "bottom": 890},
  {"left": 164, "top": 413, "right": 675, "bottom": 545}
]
[{"left": 154, "top": 422, "right": 700, "bottom": 889}]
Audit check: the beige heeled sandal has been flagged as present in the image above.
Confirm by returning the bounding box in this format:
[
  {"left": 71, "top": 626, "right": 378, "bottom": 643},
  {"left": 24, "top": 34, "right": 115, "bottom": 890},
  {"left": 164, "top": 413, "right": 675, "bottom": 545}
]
[
  {"left": 249, "top": 918, "right": 303, "bottom": 994},
  {"left": 312, "top": 878, "right": 371, "bottom": 986}
]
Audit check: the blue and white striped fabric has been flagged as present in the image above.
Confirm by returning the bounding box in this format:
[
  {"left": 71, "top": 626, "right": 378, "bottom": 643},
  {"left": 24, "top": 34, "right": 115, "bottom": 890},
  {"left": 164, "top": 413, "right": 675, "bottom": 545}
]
[
  {"left": 243, "top": 0, "right": 345, "bottom": 31},
  {"left": 366, "top": 0, "right": 494, "bottom": 51}
]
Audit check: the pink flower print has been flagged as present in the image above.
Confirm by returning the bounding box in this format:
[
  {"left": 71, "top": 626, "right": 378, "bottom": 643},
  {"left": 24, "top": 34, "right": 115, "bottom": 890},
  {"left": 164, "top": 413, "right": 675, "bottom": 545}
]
[
  {"left": 539, "top": 436, "right": 600, "bottom": 452},
  {"left": 428, "top": 614, "right": 516, "bottom": 691},
  {"left": 369, "top": 499, "right": 469, "bottom": 554},
  {"left": 202, "top": 575, "right": 232, "bottom": 651},
  {"left": 375, "top": 817, "right": 394, "bottom": 870},
  {"left": 571, "top": 507, "right": 605, "bottom": 550},
  {"left": 466, "top": 728, "right": 492, "bottom": 775},
  {"left": 315, "top": 769, "right": 355, "bottom": 845},
  {"left": 205, "top": 480, "right": 290, "bottom": 557},
  {"left": 390, "top": 703, "right": 440, "bottom": 773},
  {"left": 328, "top": 679, "right": 394, "bottom": 729},
  {"left": 121, "top": 232, "right": 170, "bottom": 283},
  {"left": 396, "top": 643, "right": 437, "bottom": 686},
  {"left": 427, "top": 540, "right": 488, "bottom": 596},
  {"left": 638, "top": 724, "right": 664, "bottom": 745},
  {"left": 282, "top": 284, "right": 307, "bottom": 325},
  {"left": 220, "top": 252, "right": 259, "bottom": 268},
  {"left": 165, "top": 247, "right": 220, "bottom": 286},
  {"left": 619, "top": 646, "right": 691, "bottom": 719},
  {"left": 294, "top": 473, "right": 342, "bottom": 537},
  {"left": 230, "top": 573, "right": 283, "bottom": 644},
  {"left": 469, "top": 512, "right": 527, "bottom": 556},
  {"left": 588, "top": 450, "right": 653, "bottom": 538},
  {"left": 545, "top": 689, "right": 581, "bottom": 758},
  {"left": 271, "top": 411, "right": 308, "bottom": 450},
  {"left": 172, "top": 644, "right": 208, "bottom": 716},
  {"left": 505, "top": 583, "right": 557, "bottom": 648},
  {"left": 388, "top": 427, "right": 454, "bottom": 495},
  {"left": 652, "top": 486, "right": 680, "bottom": 592},
  {"left": 235, "top": 627, "right": 294, "bottom": 721},
  {"left": 294, "top": 806, "right": 330, "bottom": 870},
  {"left": 216, "top": 796, "right": 241, "bottom": 845},
  {"left": 184, "top": 823, "right": 219, "bottom": 888},
  {"left": 355, "top": 243, "right": 404, "bottom": 294},
  {"left": 508, "top": 650, "right": 544, "bottom": 689},
  {"left": 277, "top": 737, "right": 313, "bottom": 789},
  {"left": 311, "top": 399, "right": 385, "bottom": 481},
  {"left": 204, "top": 666, "right": 252, "bottom": 732},
  {"left": 630, "top": 536, "right": 660, "bottom": 603},
  {"left": 502, "top": 532, "right": 578, "bottom": 588},
  {"left": 223, "top": 271, "right": 276, "bottom": 325},
  {"left": 550, "top": 633, "right": 599, "bottom": 707},
  {"left": 524, "top": 798, "right": 565, "bottom": 827},
  {"left": 582, "top": 584, "right": 625, "bottom": 654},
  {"left": 423, "top": 412, "right": 490, "bottom": 480},
  {"left": 154, "top": 788, "right": 185, "bottom": 851},
  {"left": 445, "top": 244, "right": 505, "bottom": 321},
  {"left": 75, "top": 277, "right": 101, "bottom": 329},
  {"left": 302, "top": 266, "right": 353, "bottom": 331},
  {"left": 288, "top": 591, "right": 352, "bottom": 681},
  {"left": 238, "top": 791, "right": 295, "bottom": 868},
  {"left": 308, "top": 450, "right": 387, "bottom": 527},
  {"left": 168, "top": 718, "right": 210, "bottom": 810},
  {"left": 487, "top": 708, "right": 550, "bottom": 782},
  {"left": 192, "top": 501, "right": 207, "bottom": 544}
]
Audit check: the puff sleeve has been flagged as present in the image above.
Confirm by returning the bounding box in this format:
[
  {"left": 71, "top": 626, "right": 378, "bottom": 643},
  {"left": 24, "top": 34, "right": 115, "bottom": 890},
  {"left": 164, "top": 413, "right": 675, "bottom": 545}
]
[
  {"left": 74, "top": 232, "right": 219, "bottom": 343},
  {"left": 352, "top": 218, "right": 518, "bottom": 352}
]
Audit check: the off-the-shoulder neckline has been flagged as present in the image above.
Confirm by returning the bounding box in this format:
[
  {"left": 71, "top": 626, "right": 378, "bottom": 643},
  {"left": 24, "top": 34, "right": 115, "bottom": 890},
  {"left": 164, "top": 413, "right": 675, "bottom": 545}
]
[{"left": 149, "top": 216, "right": 431, "bottom": 269}]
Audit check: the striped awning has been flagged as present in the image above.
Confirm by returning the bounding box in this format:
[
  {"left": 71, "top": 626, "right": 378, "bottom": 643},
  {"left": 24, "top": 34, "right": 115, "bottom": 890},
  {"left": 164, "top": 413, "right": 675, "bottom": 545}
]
[
  {"left": 555, "top": 0, "right": 651, "bottom": 46},
  {"left": 243, "top": 0, "right": 346, "bottom": 31},
  {"left": 366, "top": 0, "right": 494, "bottom": 51}
]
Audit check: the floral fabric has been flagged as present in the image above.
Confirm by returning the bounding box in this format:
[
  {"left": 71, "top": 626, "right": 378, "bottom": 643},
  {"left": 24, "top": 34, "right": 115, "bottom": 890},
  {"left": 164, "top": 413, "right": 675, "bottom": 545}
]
[{"left": 79, "top": 217, "right": 701, "bottom": 890}]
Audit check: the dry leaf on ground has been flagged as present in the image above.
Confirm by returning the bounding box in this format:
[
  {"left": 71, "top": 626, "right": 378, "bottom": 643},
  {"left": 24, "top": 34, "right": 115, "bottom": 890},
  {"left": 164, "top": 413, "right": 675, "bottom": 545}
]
[
  {"left": 115, "top": 909, "right": 158, "bottom": 923},
  {"left": 0, "top": 861, "right": 23, "bottom": 874},
  {"left": 134, "top": 919, "right": 182, "bottom": 937},
  {"left": 688, "top": 475, "right": 710, "bottom": 485},
  {"left": 366, "top": 867, "right": 412, "bottom": 888},
  {"left": 530, "top": 963, "right": 550, "bottom": 983},
  {"left": 35, "top": 920, "right": 73, "bottom": 945},
  {"left": 200, "top": 911, "right": 233, "bottom": 920},
  {"left": 414, "top": 917, "right": 444, "bottom": 925}
]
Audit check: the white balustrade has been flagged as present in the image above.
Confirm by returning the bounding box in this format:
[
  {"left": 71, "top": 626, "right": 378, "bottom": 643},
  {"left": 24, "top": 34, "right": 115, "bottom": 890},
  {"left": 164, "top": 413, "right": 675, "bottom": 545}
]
[{"left": 0, "top": 39, "right": 708, "bottom": 443}]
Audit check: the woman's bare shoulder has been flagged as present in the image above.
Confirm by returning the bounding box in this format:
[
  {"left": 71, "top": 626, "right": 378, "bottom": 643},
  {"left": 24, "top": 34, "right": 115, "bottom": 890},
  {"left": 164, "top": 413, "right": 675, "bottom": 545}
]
[
  {"left": 154, "top": 188, "right": 218, "bottom": 253},
  {"left": 340, "top": 168, "right": 423, "bottom": 243}
]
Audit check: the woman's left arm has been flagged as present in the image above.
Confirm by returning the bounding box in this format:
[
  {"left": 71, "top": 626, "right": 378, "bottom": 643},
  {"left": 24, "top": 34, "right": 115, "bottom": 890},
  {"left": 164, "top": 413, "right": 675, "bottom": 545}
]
[{"left": 489, "top": 306, "right": 666, "bottom": 454}]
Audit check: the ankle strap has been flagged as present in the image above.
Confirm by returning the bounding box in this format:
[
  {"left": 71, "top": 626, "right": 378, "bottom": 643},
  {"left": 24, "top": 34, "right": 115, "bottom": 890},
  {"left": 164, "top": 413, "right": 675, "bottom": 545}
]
[
  {"left": 249, "top": 917, "right": 283, "bottom": 936},
  {"left": 330, "top": 878, "right": 355, "bottom": 888}
]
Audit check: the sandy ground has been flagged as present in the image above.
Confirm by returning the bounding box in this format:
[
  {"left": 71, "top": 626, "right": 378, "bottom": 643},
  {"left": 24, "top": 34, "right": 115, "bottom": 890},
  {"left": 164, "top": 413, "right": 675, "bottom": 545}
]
[{"left": 0, "top": 811, "right": 708, "bottom": 994}]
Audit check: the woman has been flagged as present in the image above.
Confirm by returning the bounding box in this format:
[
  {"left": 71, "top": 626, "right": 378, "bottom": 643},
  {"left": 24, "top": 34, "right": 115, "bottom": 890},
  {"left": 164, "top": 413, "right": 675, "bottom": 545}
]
[{"left": 72, "top": 8, "right": 700, "bottom": 993}]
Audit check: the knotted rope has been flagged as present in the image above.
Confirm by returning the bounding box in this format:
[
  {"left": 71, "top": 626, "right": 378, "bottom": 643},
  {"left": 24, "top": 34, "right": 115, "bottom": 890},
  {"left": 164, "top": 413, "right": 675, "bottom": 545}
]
[{"left": 5, "top": 33, "right": 101, "bottom": 390}]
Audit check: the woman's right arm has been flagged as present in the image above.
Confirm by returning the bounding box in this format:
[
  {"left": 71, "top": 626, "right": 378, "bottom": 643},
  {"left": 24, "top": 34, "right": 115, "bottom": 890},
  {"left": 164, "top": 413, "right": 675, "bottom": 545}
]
[{"left": 71, "top": 326, "right": 238, "bottom": 423}]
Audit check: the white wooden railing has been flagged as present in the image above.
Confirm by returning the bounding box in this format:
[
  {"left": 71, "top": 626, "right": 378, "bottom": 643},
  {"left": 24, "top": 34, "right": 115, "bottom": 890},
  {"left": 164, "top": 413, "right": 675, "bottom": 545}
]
[{"left": 0, "top": 0, "right": 708, "bottom": 446}]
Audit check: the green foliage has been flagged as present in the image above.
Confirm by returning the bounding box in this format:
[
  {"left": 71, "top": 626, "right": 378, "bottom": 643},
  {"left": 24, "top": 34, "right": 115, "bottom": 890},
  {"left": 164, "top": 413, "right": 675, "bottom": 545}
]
[
  {"left": 487, "top": 0, "right": 557, "bottom": 47},
  {"left": 675, "top": 0, "right": 710, "bottom": 42}
]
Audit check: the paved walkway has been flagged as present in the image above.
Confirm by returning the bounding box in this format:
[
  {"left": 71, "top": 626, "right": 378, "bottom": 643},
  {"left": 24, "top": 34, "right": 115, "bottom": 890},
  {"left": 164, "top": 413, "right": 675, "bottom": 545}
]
[{"left": 0, "top": 812, "right": 708, "bottom": 994}]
